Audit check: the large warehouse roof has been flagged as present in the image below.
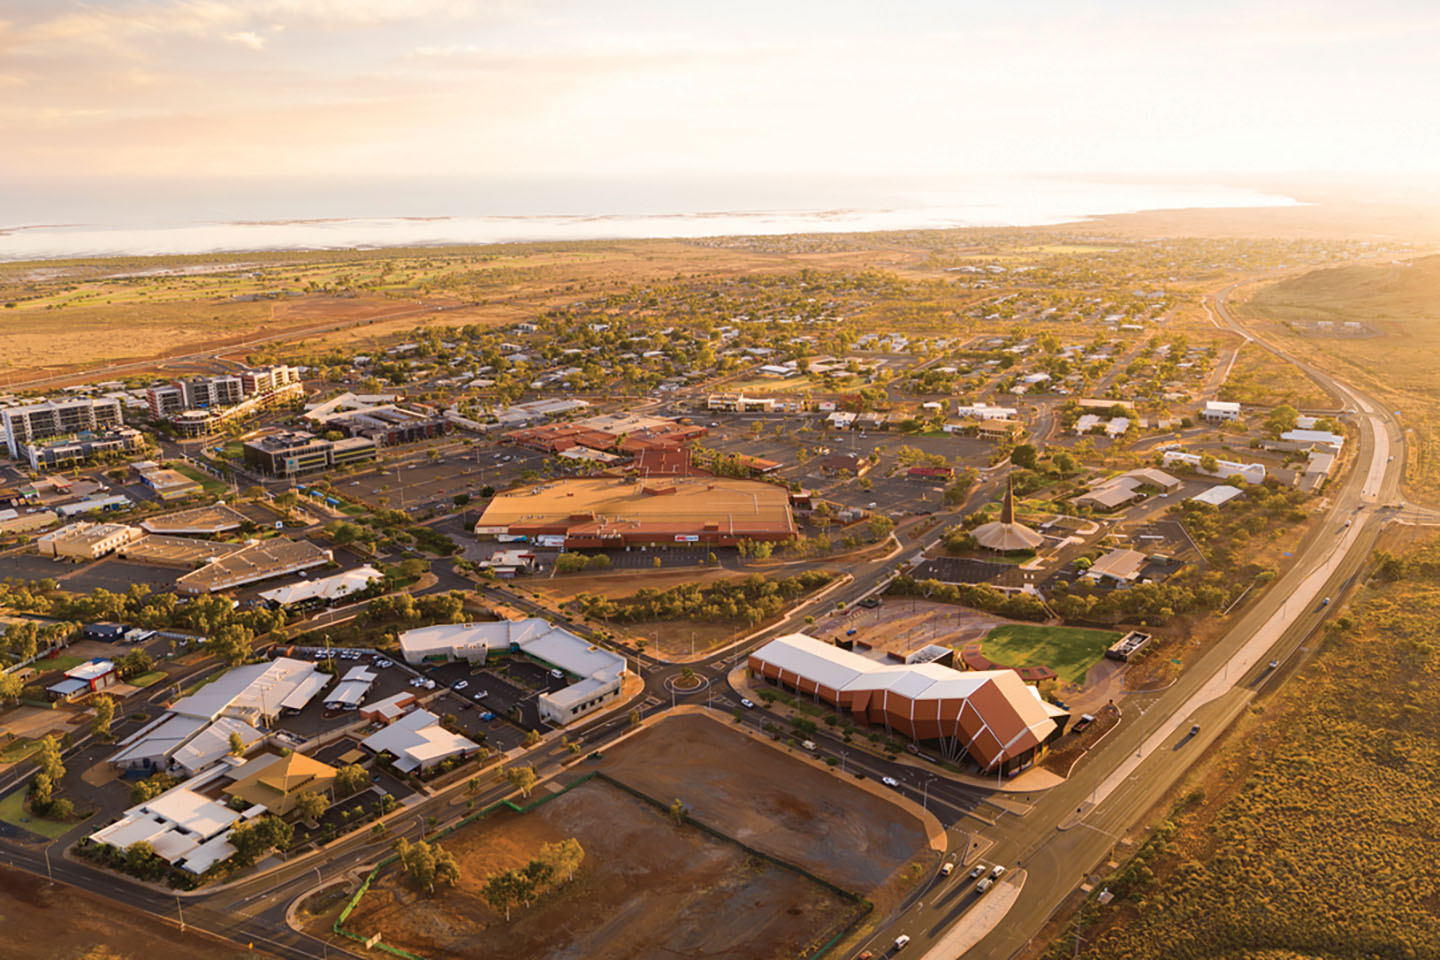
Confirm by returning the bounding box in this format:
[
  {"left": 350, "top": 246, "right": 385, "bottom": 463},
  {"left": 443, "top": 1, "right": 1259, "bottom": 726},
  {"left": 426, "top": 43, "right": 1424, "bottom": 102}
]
[
  {"left": 474, "top": 476, "right": 795, "bottom": 543},
  {"left": 749, "top": 633, "right": 1064, "bottom": 772}
]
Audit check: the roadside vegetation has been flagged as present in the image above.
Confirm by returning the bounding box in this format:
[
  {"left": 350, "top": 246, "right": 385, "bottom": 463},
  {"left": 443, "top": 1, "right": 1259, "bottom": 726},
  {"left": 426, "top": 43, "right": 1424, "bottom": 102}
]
[{"left": 1045, "top": 538, "right": 1440, "bottom": 960}]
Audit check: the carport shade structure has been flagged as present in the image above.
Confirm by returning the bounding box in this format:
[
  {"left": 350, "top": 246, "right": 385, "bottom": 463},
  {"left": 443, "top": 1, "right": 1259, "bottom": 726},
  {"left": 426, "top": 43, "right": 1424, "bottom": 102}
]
[
  {"left": 971, "top": 478, "right": 1044, "bottom": 552},
  {"left": 748, "top": 633, "right": 1067, "bottom": 773}
]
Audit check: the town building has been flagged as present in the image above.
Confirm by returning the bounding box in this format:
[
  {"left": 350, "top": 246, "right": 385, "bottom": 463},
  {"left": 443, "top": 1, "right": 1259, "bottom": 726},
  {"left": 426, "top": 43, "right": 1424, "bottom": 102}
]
[
  {"left": 747, "top": 633, "right": 1067, "bottom": 774},
  {"left": 47, "top": 657, "right": 118, "bottom": 701},
  {"left": 398, "top": 618, "right": 628, "bottom": 725},
  {"left": 359, "top": 708, "right": 480, "bottom": 773},
  {"left": 139, "top": 503, "right": 249, "bottom": 536},
  {"left": 971, "top": 480, "right": 1045, "bottom": 552},
  {"left": 36, "top": 521, "right": 138, "bottom": 559},
  {"left": 222, "top": 751, "right": 336, "bottom": 818},
  {"left": 2, "top": 397, "right": 123, "bottom": 459},
  {"left": 1202, "top": 400, "right": 1243, "bottom": 422},
  {"left": 258, "top": 565, "right": 382, "bottom": 609},
  {"left": 109, "top": 657, "right": 328, "bottom": 776},
  {"left": 1162, "top": 450, "right": 1267, "bottom": 485},
  {"left": 1084, "top": 547, "right": 1150, "bottom": 583},
  {"left": 174, "top": 538, "right": 333, "bottom": 595},
  {"left": 242, "top": 430, "right": 377, "bottom": 477},
  {"left": 20, "top": 426, "right": 146, "bottom": 471},
  {"left": 473, "top": 475, "right": 797, "bottom": 549}
]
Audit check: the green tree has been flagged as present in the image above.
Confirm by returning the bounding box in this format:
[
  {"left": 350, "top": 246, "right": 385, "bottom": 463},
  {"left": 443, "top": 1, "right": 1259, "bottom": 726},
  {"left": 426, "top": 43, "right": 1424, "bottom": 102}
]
[
  {"left": 523, "top": 728, "right": 542, "bottom": 748},
  {"left": 35, "top": 735, "right": 64, "bottom": 782},
  {"left": 125, "top": 841, "right": 158, "bottom": 876},
  {"left": 0, "top": 672, "right": 23, "bottom": 705},
  {"left": 293, "top": 790, "right": 328, "bottom": 822},
  {"left": 866, "top": 515, "right": 895, "bottom": 541},
  {"left": 228, "top": 815, "right": 294, "bottom": 866},
  {"left": 228, "top": 730, "right": 246, "bottom": 756},
  {"left": 539, "top": 837, "right": 585, "bottom": 882},
  {"left": 1265, "top": 403, "right": 1299, "bottom": 435},
  {"left": 91, "top": 697, "right": 115, "bottom": 740},
  {"left": 504, "top": 765, "right": 538, "bottom": 798},
  {"left": 482, "top": 869, "right": 528, "bottom": 922},
  {"left": 209, "top": 622, "right": 256, "bottom": 666},
  {"left": 1011, "top": 443, "right": 1039, "bottom": 470},
  {"left": 29, "top": 771, "right": 54, "bottom": 809},
  {"left": 335, "top": 764, "right": 371, "bottom": 796}
]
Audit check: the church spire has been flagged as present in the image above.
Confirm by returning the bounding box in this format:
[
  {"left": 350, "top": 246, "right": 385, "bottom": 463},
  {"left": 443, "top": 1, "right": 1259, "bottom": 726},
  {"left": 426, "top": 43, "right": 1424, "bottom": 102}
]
[{"left": 1000, "top": 475, "right": 1016, "bottom": 525}]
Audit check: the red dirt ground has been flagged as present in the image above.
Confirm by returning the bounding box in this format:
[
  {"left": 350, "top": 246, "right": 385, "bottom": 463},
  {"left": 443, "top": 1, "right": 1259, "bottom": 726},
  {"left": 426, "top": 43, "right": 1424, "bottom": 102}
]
[
  {"left": 595, "top": 713, "right": 933, "bottom": 914},
  {"left": 0, "top": 865, "right": 269, "bottom": 960},
  {"left": 340, "top": 778, "right": 857, "bottom": 960}
]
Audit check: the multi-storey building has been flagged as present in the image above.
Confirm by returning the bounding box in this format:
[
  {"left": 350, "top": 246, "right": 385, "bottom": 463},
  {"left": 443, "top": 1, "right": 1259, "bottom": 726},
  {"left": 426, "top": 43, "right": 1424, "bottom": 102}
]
[
  {"left": 240, "top": 365, "right": 300, "bottom": 396},
  {"left": 242, "top": 430, "right": 376, "bottom": 477},
  {"left": 180, "top": 376, "right": 244, "bottom": 409},
  {"left": 145, "top": 385, "right": 184, "bottom": 419},
  {"left": 2, "top": 397, "right": 124, "bottom": 459}
]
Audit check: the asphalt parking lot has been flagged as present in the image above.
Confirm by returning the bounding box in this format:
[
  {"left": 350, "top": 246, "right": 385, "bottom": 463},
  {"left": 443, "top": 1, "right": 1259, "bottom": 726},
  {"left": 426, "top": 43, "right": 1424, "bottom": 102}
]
[
  {"left": 343, "top": 442, "right": 551, "bottom": 514},
  {"left": 8, "top": 555, "right": 182, "bottom": 593}
]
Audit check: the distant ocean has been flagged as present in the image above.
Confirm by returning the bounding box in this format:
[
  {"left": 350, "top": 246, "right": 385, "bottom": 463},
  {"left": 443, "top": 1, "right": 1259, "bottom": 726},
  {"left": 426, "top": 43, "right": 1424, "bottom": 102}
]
[{"left": 0, "top": 176, "right": 1298, "bottom": 262}]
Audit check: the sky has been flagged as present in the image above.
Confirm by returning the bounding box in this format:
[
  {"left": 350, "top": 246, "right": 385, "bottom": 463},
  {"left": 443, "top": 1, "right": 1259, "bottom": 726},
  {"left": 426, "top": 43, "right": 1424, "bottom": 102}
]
[{"left": 2, "top": 0, "right": 1439, "bottom": 185}]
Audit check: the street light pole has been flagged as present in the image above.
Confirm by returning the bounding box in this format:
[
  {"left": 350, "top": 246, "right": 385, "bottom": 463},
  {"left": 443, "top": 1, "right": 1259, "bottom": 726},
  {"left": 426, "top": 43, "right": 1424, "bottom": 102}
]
[{"left": 177, "top": 893, "right": 185, "bottom": 933}]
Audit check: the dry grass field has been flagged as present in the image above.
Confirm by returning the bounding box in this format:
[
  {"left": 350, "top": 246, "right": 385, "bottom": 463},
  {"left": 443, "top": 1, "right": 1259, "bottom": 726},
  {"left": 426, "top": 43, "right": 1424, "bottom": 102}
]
[
  {"left": 1238, "top": 254, "right": 1440, "bottom": 502},
  {"left": 1038, "top": 537, "right": 1440, "bottom": 960}
]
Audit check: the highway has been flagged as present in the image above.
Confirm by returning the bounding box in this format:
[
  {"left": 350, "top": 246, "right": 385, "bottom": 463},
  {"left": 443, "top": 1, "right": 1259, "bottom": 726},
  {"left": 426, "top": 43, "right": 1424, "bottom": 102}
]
[{"left": 869, "top": 282, "right": 1406, "bottom": 959}]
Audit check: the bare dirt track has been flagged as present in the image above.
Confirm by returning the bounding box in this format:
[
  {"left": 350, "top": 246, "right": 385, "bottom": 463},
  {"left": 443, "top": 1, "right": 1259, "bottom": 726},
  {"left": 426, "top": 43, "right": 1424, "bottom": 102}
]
[
  {"left": 340, "top": 778, "right": 857, "bottom": 960},
  {"left": 0, "top": 865, "right": 269, "bottom": 960},
  {"left": 596, "top": 713, "right": 933, "bottom": 912}
]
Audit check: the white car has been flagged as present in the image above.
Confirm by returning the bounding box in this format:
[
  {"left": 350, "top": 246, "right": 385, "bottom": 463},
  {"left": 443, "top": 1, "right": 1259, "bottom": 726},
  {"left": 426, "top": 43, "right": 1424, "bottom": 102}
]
[
  {"left": 454, "top": 680, "right": 469, "bottom": 691},
  {"left": 990, "top": 865, "right": 1006, "bottom": 880},
  {"left": 882, "top": 776, "right": 900, "bottom": 788},
  {"left": 740, "top": 698, "right": 756, "bottom": 709}
]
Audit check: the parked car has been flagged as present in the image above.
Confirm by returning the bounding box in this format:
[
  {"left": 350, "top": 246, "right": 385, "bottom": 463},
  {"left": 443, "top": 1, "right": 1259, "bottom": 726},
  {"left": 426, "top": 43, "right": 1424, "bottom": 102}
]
[
  {"left": 454, "top": 680, "right": 469, "bottom": 691},
  {"left": 479, "top": 711, "right": 496, "bottom": 721},
  {"left": 859, "top": 596, "right": 882, "bottom": 609}
]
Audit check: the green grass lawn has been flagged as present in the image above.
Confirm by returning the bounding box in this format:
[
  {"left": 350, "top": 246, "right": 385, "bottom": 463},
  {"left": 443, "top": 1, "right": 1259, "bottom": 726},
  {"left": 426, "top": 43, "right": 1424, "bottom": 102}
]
[
  {"left": 981, "top": 624, "right": 1122, "bottom": 686},
  {"left": 168, "top": 462, "right": 227, "bottom": 495},
  {"left": 0, "top": 738, "right": 40, "bottom": 764},
  {"left": 0, "top": 787, "right": 86, "bottom": 839},
  {"left": 30, "top": 654, "right": 86, "bottom": 673},
  {"left": 129, "top": 670, "right": 166, "bottom": 688}
]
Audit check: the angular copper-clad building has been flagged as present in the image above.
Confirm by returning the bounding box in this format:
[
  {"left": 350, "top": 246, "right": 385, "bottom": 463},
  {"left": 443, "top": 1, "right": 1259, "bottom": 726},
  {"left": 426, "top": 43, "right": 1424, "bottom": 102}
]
[{"left": 748, "top": 634, "right": 1068, "bottom": 774}]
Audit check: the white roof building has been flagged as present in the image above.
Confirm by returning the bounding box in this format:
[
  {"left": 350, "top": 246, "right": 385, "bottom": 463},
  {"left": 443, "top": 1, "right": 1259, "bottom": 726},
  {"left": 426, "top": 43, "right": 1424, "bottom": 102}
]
[
  {"left": 91, "top": 765, "right": 252, "bottom": 873},
  {"left": 1190, "top": 484, "right": 1244, "bottom": 507},
  {"left": 1202, "top": 400, "right": 1242, "bottom": 421},
  {"left": 957, "top": 402, "right": 1018, "bottom": 421},
  {"left": 325, "top": 666, "right": 377, "bottom": 710},
  {"left": 1162, "top": 450, "right": 1267, "bottom": 485},
  {"left": 360, "top": 708, "right": 478, "bottom": 773},
  {"left": 1085, "top": 548, "right": 1149, "bottom": 582},
  {"left": 109, "top": 657, "right": 325, "bottom": 775},
  {"left": 398, "top": 619, "right": 628, "bottom": 725},
  {"left": 259, "top": 565, "right": 382, "bottom": 607},
  {"left": 1280, "top": 429, "right": 1345, "bottom": 452}
]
